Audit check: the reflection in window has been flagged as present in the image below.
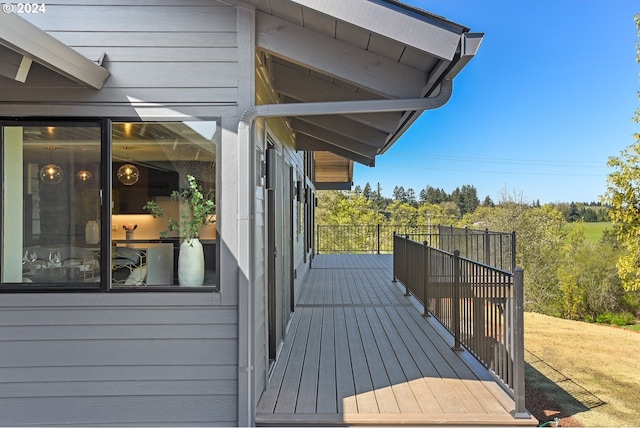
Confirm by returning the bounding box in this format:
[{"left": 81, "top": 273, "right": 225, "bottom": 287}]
[
  {"left": 1, "top": 123, "right": 102, "bottom": 286},
  {"left": 111, "top": 121, "right": 218, "bottom": 288}
]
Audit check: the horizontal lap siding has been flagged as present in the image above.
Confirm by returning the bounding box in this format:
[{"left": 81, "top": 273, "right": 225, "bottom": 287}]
[
  {"left": 0, "top": 1, "right": 238, "bottom": 117},
  {"left": 0, "top": 293, "right": 238, "bottom": 426},
  {"left": 0, "top": 2, "right": 240, "bottom": 425}
]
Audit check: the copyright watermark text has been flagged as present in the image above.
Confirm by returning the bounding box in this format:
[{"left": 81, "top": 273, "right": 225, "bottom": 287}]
[{"left": 3, "top": 3, "right": 47, "bottom": 14}]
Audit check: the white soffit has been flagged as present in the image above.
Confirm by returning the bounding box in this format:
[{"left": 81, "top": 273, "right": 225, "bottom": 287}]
[
  {"left": 0, "top": 12, "right": 109, "bottom": 89},
  {"left": 256, "top": 12, "right": 426, "bottom": 99}
]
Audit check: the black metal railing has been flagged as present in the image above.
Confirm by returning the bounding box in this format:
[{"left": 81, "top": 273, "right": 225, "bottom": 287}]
[
  {"left": 393, "top": 233, "right": 527, "bottom": 419},
  {"left": 436, "top": 225, "right": 516, "bottom": 273},
  {"left": 316, "top": 224, "right": 433, "bottom": 254},
  {"left": 317, "top": 224, "right": 515, "bottom": 271}
]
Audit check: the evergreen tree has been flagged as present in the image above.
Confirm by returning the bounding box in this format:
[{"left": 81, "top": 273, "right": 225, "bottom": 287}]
[
  {"left": 567, "top": 202, "right": 580, "bottom": 222},
  {"left": 406, "top": 188, "right": 417, "bottom": 206},
  {"left": 419, "top": 187, "right": 429, "bottom": 202},
  {"left": 362, "top": 182, "right": 373, "bottom": 200},
  {"left": 392, "top": 185, "right": 407, "bottom": 202}
]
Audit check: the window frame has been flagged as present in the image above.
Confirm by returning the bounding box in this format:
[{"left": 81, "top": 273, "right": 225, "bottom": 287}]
[{"left": 0, "top": 117, "right": 219, "bottom": 293}]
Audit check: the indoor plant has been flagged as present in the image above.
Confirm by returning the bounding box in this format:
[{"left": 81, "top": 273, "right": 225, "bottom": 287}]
[{"left": 143, "top": 175, "right": 215, "bottom": 286}]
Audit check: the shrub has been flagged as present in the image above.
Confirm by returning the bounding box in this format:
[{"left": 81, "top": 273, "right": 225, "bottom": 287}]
[{"left": 595, "top": 312, "right": 636, "bottom": 326}]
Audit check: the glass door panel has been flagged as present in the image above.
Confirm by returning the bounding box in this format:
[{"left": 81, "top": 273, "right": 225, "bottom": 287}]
[{"left": 1, "top": 123, "right": 101, "bottom": 286}]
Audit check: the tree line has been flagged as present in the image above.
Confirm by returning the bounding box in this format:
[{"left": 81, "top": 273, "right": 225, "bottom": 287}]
[{"left": 350, "top": 182, "right": 609, "bottom": 223}]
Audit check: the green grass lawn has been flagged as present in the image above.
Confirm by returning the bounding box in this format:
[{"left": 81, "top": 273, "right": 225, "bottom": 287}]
[{"left": 582, "top": 221, "right": 612, "bottom": 242}]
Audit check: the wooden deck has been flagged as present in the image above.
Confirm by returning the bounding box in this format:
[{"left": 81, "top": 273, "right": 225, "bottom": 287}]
[{"left": 256, "top": 254, "right": 537, "bottom": 426}]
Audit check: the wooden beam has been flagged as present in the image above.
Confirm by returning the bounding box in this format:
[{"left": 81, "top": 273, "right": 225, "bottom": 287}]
[
  {"left": 291, "top": 118, "right": 380, "bottom": 157},
  {"left": 272, "top": 63, "right": 402, "bottom": 134},
  {"left": 257, "top": 11, "right": 427, "bottom": 98},
  {"left": 0, "top": 45, "right": 31, "bottom": 82},
  {"left": 0, "top": 12, "right": 109, "bottom": 89},
  {"left": 295, "top": 115, "right": 389, "bottom": 147},
  {"left": 296, "top": 134, "right": 375, "bottom": 167},
  {"left": 271, "top": 62, "right": 382, "bottom": 103}
]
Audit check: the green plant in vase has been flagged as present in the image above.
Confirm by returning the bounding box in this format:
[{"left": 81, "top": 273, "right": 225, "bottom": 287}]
[{"left": 144, "top": 175, "right": 215, "bottom": 285}]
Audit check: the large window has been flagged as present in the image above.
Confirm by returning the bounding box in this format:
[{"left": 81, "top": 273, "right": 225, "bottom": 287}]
[
  {"left": 110, "top": 122, "right": 218, "bottom": 288},
  {"left": 0, "top": 120, "right": 219, "bottom": 291}
]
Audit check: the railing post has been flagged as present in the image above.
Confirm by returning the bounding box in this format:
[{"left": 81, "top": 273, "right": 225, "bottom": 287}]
[
  {"left": 392, "top": 232, "right": 398, "bottom": 282},
  {"left": 485, "top": 228, "right": 491, "bottom": 267},
  {"left": 465, "top": 227, "right": 469, "bottom": 259},
  {"left": 452, "top": 250, "right": 462, "bottom": 351},
  {"left": 511, "top": 267, "right": 528, "bottom": 419},
  {"left": 404, "top": 235, "right": 410, "bottom": 296},
  {"left": 423, "top": 241, "right": 430, "bottom": 317},
  {"left": 511, "top": 231, "right": 517, "bottom": 273},
  {"left": 377, "top": 223, "right": 381, "bottom": 254}
]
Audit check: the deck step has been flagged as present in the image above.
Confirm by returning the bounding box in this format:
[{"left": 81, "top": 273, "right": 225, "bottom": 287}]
[{"left": 257, "top": 412, "right": 537, "bottom": 426}]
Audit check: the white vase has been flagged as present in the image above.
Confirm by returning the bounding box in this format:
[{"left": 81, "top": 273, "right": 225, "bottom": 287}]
[{"left": 178, "top": 238, "right": 205, "bottom": 286}]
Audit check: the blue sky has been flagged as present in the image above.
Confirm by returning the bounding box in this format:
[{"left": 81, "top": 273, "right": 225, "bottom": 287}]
[{"left": 353, "top": 0, "right": 640, "bottom": 204}]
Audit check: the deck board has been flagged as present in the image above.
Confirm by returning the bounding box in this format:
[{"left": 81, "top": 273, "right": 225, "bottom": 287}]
[
  {"left": 316, "top": 306, "right": 337, "bottom": 413},
  {"left": 257, "top": 254, "right": 537, "bottom": 426}
]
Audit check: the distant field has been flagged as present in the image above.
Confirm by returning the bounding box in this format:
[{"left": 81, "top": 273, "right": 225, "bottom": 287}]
[{"left": 582, "top": 221, "right": 612, "bottom": 242}]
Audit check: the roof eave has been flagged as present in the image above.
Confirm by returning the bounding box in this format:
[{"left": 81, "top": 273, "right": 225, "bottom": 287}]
[{"left": 0, "top": 12, "right": 109, "bottom": 89}]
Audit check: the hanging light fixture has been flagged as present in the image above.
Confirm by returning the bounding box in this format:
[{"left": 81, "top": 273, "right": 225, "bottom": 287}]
[
  {"left": 77, "top": 169, "right": 92, "bottom": 181},
  {"left": 40, "top": 147, "right": 63, "bottom": 185},
  {"left": 117, "top": 147, "right": 139, "bottom": 186}
]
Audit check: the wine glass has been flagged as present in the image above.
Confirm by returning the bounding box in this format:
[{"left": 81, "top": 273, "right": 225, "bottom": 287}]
[
  {"left": 49, "top": 250, "right": 61, "bottom": 265},
  {"left": 25, "top": 251, "right": 38, "bottom": 274}
]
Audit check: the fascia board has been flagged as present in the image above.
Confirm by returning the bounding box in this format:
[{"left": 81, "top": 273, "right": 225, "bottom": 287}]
[{"left": 288, "top": 0, "right": 463, "bottom": 61}]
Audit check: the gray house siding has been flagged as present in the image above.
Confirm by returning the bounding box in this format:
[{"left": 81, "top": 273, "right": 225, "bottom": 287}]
[
  {"left": 0, "top": 1, "right": 242, "bottom": 426},
  {"left": 0, "top": 294, "right": 237, "bottom": 426},
  {"left": 0, "top": 0, "right": 238, "bottom": 118}
]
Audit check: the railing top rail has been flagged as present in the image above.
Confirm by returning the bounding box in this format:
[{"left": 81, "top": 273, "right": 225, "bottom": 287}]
[
  {"left": 457, "top": 256, "right": 514, "bottom": 276},
  {"left": 437, "top": 224, "right": 513, "bottom": 235}
]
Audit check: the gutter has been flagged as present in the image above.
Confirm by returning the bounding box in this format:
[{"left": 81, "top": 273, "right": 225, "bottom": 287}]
[{"left": 237, "top": 79, "right": 452, "bottom": 427}]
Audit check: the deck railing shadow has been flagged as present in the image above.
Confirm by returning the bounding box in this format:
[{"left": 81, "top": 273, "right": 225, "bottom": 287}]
[
  {"left": 392, "top": 232, "right": 528, "bottom": 419},
  {"left": 525, "top": 349, "right": 605, "bottom": 422}
]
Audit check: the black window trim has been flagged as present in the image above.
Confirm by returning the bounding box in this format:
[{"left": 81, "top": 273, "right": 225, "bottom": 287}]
[{"left": 0, "top": 117, "right": 219, "bottom": 293}]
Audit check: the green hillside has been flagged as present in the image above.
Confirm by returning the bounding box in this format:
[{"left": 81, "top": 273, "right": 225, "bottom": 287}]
[{"left": 583, "top": 222, "right": 612, "bottom": 242}]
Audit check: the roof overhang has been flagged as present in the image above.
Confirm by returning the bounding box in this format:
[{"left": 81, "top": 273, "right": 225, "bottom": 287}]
[
  {"left": 313, "top": 152, "right": 353, "bottom": 190},
  {"left": 0, "top": 12, "right": 109, "bottom": 89},
  {"left": 248, "top": 0, "right": 482, "bottom": 190}
]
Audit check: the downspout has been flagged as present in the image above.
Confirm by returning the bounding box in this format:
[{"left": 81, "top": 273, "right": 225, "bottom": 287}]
[{"left": 237, "top": 79, "right": 452, "bottom": 427}]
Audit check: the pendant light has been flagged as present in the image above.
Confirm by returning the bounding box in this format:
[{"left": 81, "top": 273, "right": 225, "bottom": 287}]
[
  {"left": 40, "top": 147, "right": 63, "bottom": 185},
  {"left": 77, "top": 169, "right": 92, "bottom": 181},
  {"left": 117, "top": 147, "right": 139, "bottom": 186}
]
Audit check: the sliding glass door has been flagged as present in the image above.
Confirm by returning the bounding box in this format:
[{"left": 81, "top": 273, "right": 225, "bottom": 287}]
[{"left": 1, "top": 122, "right": 102, "bottom": 286}]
